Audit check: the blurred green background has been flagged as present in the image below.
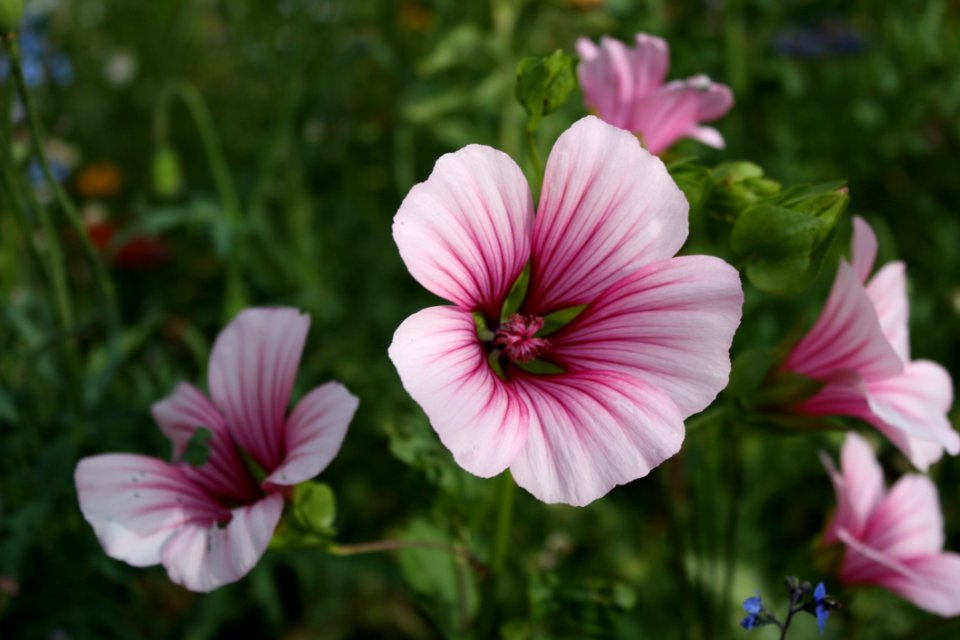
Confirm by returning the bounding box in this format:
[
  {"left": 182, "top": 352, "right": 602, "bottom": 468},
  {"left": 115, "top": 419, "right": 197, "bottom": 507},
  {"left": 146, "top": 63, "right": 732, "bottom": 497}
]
[{"left": 2, "top": 0, "right": 959, "bottom": 638}]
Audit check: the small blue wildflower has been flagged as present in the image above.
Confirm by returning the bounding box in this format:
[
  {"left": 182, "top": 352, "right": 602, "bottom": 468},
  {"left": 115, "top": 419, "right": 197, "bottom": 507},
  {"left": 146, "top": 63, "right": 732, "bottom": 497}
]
[
  {"left": 48, "top": 53, "right": 73, "bottom": 86},
  {"left": 740, "top": 593, "right": 763, "bottom": 630},
  {"left": 813, "top": 582, "right": 830, "bottom": 633}
]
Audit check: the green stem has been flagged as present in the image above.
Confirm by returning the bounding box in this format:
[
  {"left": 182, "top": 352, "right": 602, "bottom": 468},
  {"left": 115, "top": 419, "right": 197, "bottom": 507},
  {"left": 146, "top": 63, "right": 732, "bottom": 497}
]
[
  {"left": 526, "top": 129, "right": 543, "bottom": 184},
  {"left": 329, "top": 539, "right": 487, "bottom": 575},
  {"left": 1, "top": 32, "right": 82, "bottom": 401},
  {"left": 154, "top": 82, "right": 246, "bottom": 320},
  {"left": 4, "top": 30, "right": 120, "bottom": 384},
  {"left": 491, "top": 470, "right": 516, "bottom": 577}
]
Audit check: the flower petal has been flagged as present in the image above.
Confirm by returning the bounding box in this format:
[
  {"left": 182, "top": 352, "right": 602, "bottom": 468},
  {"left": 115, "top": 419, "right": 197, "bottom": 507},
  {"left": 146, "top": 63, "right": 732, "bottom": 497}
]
[
  {"left": 891, "top": 554, "right": 960, "bottom": 617},
  {"left": 629, "top": 77, "right": 734, "bottom": 154},
  {"left": 629, "top": 33, "right": 670, "bottom": 97},
  {"left": 864, "top": 360, "right": 959, "bottom": 466},
  {"left": 821, "top": 432, "right": 885, "bottom": 544},
  {"left": 548, "top": 256, "right": 743, "bottom": 417},
  {"left": 393, "top": 145, "right": 534, "bottom": 320},
  {"left": 785, "top": 261, "right": 903, "bottom": 382},
  {"left": 152, "top": 383, "right": 261, "bottom": 503},
  {"left": 388, "top": 306, "right": 530, "bottom": 477},
  {"left": 208, "top": 307, "right": 310, "bottom": 472},
  {"left": 851, "top": 216, "right": 877, "bottom": 283},
  {"left": 866, "top": 262, "right": 910, "bottom": 362},
  {"left": 863, "top": 474, "right": 943, "bottom": 558},
  {"left": 576, "top": 36, "right": 635, "bottom": 129},
  {"left": 264, "top": 382, "right": 359, "bottom": 488},
  {"left": 509, "top": 370, "right": 685, "bottom": 506},
  {"left": 160, "top": 493, "right": 283, "bottom": 592},
  {"left": 687, "top": 125, "right": 726, "bottom": 149},
  {"left": 525, "top": 116, "right": 688, "bottom": 315},
  {"left": 75, "top": 454, "right": 229, "bottom": 568}
]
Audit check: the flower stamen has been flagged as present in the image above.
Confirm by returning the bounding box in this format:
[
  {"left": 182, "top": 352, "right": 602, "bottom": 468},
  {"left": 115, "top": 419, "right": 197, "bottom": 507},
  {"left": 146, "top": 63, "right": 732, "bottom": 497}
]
[{"left": 494, "top": 314, "right": 551, "bottom": 364}]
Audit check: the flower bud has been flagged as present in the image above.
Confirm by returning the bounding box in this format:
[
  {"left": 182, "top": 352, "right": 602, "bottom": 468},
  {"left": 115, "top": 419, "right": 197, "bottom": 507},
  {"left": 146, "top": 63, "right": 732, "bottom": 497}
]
[
  {"left": 0, "top": 0, "right": 24, "bottom": 32},
  {"left": 151, "top": 144, "right": 184, "bottom": 199}
]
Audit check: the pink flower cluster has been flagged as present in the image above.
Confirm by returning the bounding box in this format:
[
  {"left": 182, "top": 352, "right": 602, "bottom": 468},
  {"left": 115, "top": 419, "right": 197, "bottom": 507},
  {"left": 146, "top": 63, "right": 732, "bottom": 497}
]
[
  {"left": 576, "top": 33, "right": 734, "bottom": 154},
  {"left": 75, "top": 308, "right": 358, "bottom": 592}
]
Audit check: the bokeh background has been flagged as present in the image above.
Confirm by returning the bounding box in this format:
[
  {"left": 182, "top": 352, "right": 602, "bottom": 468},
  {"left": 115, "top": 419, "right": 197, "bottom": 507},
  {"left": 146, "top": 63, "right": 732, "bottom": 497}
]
[{"left": 2, "top": 0, "right": 959, "bottom": 638}]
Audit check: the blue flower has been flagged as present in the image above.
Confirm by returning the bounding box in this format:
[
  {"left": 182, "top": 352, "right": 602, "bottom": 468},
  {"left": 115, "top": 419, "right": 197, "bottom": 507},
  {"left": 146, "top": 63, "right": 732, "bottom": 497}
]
[
  {"left": 813, "top": 582, "right": 830, "bottom": 634},
  {"left": 740, "top": 593, "right": 764, "bottom": 630}
]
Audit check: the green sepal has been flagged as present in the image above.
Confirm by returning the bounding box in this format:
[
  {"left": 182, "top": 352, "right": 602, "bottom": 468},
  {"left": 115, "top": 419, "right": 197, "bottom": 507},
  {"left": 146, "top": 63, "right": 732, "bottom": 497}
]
[{"left": 181, "top": 427, "right": 214, "bottom": 467}]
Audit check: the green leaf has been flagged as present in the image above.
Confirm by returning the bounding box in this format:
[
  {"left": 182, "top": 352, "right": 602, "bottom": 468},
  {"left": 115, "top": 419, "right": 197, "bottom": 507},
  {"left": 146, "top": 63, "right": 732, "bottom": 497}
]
[
  {"left": 515, "top": 50, "right": 577, "bottom": 132},
  {"left": 292, "top": 481, "right": 337, "bottom": 536},
  {"left": 182, "top": 427, "right": 214, "bottom": 467},
  {"left": 396, "top": 517, "right": 478, "bottom": 637},
  {"left": 707, "top": 161, "right": 781, "bottom": 221}
]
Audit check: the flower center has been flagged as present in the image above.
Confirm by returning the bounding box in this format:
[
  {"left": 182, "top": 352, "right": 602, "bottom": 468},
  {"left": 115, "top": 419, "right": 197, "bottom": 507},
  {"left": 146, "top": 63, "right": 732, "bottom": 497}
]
[{"left": 493, "top": 314, "right": 551, "bottom": 364}]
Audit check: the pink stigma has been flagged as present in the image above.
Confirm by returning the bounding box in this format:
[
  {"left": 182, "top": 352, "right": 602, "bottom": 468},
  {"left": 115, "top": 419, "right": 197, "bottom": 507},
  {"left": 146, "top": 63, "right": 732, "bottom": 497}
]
[{"left": 494, "top": 314, "right": 551, "bottom": 364}]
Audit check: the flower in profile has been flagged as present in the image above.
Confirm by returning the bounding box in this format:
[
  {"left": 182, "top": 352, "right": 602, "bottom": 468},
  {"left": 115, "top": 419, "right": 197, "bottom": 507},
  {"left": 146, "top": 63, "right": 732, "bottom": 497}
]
[
  {"left": 784, "top": 216, "right": 958, "bottom": 469},
  {"left": 75, "top": 308, "right": 359, "bottom": 592},
  {"left": 813, "top": 582, "right": 830, "bottom": 633},
  {"left": 389, "top": 116, "right": 742, "bottom": 506},
  {"left": 821, "top": 432, "right": 960, "bottom": 616},
  {"left": 575, "top": 33, "right": 734, "bottom": 154}
]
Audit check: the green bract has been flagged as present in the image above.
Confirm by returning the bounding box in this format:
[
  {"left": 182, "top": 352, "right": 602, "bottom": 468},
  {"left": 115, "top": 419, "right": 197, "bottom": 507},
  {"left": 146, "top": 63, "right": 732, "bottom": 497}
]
[{"left": 515, "top": 49, "right": 577, "bottom": 132}]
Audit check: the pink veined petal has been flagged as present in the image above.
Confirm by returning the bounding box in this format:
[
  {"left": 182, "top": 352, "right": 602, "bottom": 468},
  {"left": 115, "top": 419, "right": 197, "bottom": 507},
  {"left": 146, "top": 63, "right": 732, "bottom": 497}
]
[
  {"left": 525, "top": 116, "right": 689, "bottom": 315},
  {"left": 850, "top": 216, "right": 878, "bottom": 284},
  {"left": 866, "top": 262, "right": 910, "bottom": 362},
  {"left": 208, "top": 307, "right": 310, "bottom": 472},
  {"left": 509, "top": 370, "right": 685, "bottom": 507},
  {"left": 548, "top": 255, "right": 743, "bottom": 417},
  {"left": 576, "top": 36, "right": 635, "bottom": 129},
  {"left": 629, "top": 33, "right": 670, "bottom": 97},
  {"left": 785, "top": 261, "right": 903, "bottom": 383},
  {"left": 825, "top": 432, "right": 885, "bottom": 541},
  {"left": 629, "top": 77, "right": 734, "bottom": 154},
  {"left": 686, "top": 126, "right": 726, "bottom": 149},
  {"left": 889, "top": 554, "right": 960, "bottom": 617},
  {"left": 160, "top": 492, "right": 283, "bottom": 593},
  {"left": 75, "top": 454, "right": 229, "bottom": 568},
  {"left": 152, "top": 382, "right": 261, "bottom": 504},
  {"left": 836, "top": 527, "right": 917, "bottom": 588},
  {"left": 388, "top": 306, "right": 530, "bottom": 477},
  {"left": 869, "top": 426, "right": 947, "bottom": 473},
  {"left": 392, "top": 144, "right": 534, "bottom": 320},
  {"left": 862, "top": 474, "right": 944, "bottom": 558},
  {"left": 863, "top": 360, "right": 959, "bottom": 464},
  {"left": 263, "top": 382, "right": 359, "bottom": 488}
]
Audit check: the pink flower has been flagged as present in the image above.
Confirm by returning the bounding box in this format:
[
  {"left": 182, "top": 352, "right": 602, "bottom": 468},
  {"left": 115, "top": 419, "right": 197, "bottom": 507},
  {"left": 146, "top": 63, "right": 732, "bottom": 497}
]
[
  {"left": 388, "top": 116, "right": 743, "bottom": 506},
  {"left": 821, "top": 432, "right": 960, "bottom": 616},
  {"left": 785, "top": 216, "right": 958, "bottom": 470},
  {"left": 576, "top": 33, "right": 734, "bottom": 154},
  {"left": 75, "top": 308, "right": 359, "bottom": 592}
]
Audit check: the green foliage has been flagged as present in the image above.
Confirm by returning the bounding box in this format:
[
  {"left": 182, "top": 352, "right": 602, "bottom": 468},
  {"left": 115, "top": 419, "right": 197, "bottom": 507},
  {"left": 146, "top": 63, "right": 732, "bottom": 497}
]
[
  {"left": 515, "top": 50, "right": 577, "bottom": 132},
  {"left": 0, "top": 0, "right": 23, "bottom": 32},
  {"left": 731, "top": 184, "right": 848, "bottom": 294}
]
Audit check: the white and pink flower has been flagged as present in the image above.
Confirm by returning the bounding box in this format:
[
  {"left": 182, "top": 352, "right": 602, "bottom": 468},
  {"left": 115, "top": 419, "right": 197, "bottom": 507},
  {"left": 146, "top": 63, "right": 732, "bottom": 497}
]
[
  {"left": 75, "top": 308, "right": 358, "bottom": 592},
  {"left": 785, "top": 216, "right": 958, "bottom": 470},
  {"left": 576, "top": 33, "right": 734, "bottom": 154},
  {"left": 389, "top": 116, "right": 743, "bottom": 506},
  {"left": 822, "top": 433, "right": 960, "bottom": 616}
]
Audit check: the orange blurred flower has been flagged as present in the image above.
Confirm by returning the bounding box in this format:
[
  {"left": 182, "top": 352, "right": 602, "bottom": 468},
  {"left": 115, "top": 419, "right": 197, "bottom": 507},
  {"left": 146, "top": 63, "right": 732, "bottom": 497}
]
[{"left": 75, "top": 162, "right": 124, "bottom": 199}]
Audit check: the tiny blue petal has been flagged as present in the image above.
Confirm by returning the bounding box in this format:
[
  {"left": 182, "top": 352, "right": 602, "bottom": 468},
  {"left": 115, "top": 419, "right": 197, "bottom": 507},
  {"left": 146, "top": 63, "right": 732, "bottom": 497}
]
[
  {"left": 740, "top": 614, "right": 758, "bottom": 630},
  {"left": 742, "top": 594, "right": 763, "bottom": 615},
  {"left": 816, "top": 604, "right": 830, "bottom": 634},
  {"left": 814, "top": 582, "right": 827, "bottom": 602}
]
